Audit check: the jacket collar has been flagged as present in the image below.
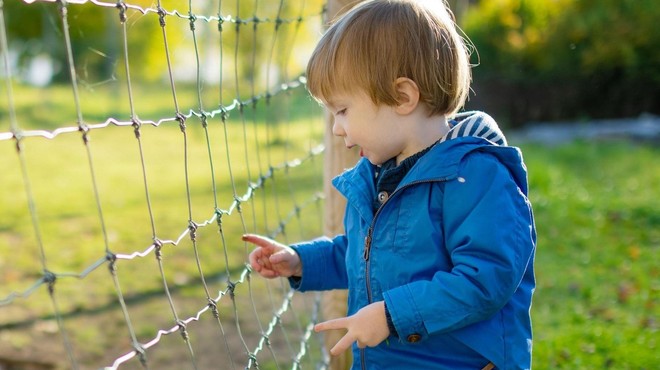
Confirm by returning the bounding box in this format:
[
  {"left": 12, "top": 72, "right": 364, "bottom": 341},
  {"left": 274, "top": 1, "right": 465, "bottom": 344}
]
[{"left": 332, "top": 136, "right": 528, "bottom": 220}]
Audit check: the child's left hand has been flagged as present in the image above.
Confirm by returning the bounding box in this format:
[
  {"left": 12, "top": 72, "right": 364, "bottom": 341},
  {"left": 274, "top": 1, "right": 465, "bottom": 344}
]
[{"left": 314, "top": 301, "right": 391, "bottom": 356}]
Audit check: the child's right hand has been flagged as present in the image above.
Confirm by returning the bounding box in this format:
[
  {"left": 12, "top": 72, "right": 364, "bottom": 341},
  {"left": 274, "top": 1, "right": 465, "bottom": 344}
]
[{"left": 242, "top": 234, "right": 302, "bottom": 279}]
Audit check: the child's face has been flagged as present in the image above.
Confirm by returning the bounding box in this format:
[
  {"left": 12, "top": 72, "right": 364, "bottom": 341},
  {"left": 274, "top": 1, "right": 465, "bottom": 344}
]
[{"left": 324, "top": 90, "right": 407, "bottom": 166}]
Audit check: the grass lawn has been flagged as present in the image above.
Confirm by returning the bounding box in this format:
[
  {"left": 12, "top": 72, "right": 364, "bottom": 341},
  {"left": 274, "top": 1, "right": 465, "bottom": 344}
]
[
  {"left": 1, "top": 82, "right": 658, "bottom": 369},
  {"left": 0, "top": 82, "right": 327, "bottom": 369},
  {"left": 520, "top": 140, "right": 659, "bottom": 369}
]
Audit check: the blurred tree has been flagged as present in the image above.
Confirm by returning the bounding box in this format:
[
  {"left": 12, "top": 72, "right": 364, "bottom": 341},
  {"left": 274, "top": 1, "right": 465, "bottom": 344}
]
[
  {"left": 2, "top": 0, "right": 325, "bottom": 89},
  {"left": 3, "top": 0, "right": 165, "bottom": 84},
  {"left": 446, "top": 0, "right": 480, "bottom": 23},
  {"left": 463, "top": 0, "right": 660, "bottom": 126}
]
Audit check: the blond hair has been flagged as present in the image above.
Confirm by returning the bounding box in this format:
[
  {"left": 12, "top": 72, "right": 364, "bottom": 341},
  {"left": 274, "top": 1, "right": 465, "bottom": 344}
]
[{"left": 306, "top": 0, "right": 471, "bottom": 116}]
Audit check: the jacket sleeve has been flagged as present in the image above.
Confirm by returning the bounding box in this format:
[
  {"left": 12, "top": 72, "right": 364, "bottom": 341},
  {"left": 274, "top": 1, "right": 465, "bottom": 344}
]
[
  {"left": 288, "top": 234, "right": 349, "bottom": 291},
  {"left": 383, "top": 151, "right": 535, "bottom": 340}
]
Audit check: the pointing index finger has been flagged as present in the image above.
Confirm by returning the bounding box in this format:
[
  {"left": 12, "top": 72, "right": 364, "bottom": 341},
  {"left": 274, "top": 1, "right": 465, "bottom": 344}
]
[
  {"left": 314, "top": 317, "right": 349, "bottom": 332},
  {"left": 242, "top": 234, "right": 277, "bottom": 249}
]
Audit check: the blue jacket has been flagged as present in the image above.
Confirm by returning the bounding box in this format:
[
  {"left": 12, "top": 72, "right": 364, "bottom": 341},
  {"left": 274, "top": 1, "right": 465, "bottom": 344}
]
[{"left": 291, "top": 112, "right": 536, "bottom": 369}]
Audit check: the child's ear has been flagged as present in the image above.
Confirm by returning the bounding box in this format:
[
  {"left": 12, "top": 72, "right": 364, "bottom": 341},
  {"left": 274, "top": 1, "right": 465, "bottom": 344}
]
[{"left": 393, "top": 77, "right": 420, "bottom": 115}]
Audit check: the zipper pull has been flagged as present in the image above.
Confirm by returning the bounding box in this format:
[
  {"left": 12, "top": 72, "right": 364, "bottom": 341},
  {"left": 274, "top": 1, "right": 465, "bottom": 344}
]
[{"left": 363, "top": 233, "right": 372, "bottom": 261}]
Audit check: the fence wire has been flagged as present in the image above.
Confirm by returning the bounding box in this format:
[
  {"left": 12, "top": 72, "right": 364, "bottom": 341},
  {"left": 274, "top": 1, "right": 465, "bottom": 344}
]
[{"left": 0, "top": 0, "right": 330, "bottom": 369}]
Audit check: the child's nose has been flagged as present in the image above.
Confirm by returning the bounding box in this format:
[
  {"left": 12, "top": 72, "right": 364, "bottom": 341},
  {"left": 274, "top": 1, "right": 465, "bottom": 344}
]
[{"left": 332, "top": 120, "right": 345, "bottom": 137}]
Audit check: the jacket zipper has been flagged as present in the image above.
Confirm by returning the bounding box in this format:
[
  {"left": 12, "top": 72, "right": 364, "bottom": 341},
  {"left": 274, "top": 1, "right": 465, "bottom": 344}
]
[{"left": 360, "top": 178, "right": 449, "bottom": 370}]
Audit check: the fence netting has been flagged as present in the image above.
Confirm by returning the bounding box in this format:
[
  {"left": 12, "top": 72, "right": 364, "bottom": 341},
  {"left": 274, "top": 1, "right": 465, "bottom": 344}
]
[{"left": 0, "top": 0, "right": 329, "bottom": 369}]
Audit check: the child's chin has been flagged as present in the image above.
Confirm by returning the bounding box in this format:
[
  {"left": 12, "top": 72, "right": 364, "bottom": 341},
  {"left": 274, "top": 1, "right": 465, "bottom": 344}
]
[{"left": 366, "top": 157, "right": 383, "bottom": 166}]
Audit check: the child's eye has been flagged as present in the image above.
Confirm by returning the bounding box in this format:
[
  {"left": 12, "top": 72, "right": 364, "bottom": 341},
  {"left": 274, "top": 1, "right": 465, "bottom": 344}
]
[{"left": 336, "top": 108, "right": 347, "bottom": 116}]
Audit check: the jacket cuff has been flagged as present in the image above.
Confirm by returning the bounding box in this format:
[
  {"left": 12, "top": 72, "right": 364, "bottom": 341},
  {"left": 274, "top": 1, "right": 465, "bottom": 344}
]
[
  {"left": 384, "top": 301, "right": 399, "bottom": 338},
  {"left": 384, "top": 286, "right": 428, "bottom": 343},
  {"left": 289, "top": 243, "right": 325, "bottom": 291}
]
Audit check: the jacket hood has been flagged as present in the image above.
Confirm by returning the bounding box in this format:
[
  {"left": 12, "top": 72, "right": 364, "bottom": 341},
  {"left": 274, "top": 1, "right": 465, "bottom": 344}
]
[{"left": 444, "top": 110, "right": 507, "bottom": 146}]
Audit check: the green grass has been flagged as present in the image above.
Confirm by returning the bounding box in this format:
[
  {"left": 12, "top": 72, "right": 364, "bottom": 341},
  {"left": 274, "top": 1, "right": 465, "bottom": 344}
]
[
  {"left": 1, "top": 81, "right": 659, "bottom": 368},
  {"left": 520, "top": 140, "right": 659, "bottom": 369},
  {"left": 0, "top": 81, "right": 327, "bottom": 368}
]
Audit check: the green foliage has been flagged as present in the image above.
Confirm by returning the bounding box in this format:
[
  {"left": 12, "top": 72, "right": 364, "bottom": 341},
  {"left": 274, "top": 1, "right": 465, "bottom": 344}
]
[
  {"left": 464, "top": 0, "right": 660, "bottom": 82},
  {"left": 463, "top": 0, "right": 564, "bottom": 81},
  {"left": 552, "top": 0, "right": 660, "bottom": 81},
  {"left": 4, "top": 0, "right": 165, "bottom": 83},
  {"left": 2, "top": 0, "right": 325, "bottom": 88},
  {"left": 462, "top": 0, "right": 660, "bottom": 125}
]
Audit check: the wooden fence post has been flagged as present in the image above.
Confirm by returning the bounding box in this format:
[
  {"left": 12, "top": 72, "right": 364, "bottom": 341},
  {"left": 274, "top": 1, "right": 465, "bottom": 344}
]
[{"left": 322, "top": 1, "right": 361, "bottom": 369}]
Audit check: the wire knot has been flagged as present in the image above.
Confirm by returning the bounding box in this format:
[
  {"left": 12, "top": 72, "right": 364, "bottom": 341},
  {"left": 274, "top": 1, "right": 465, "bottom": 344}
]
[
  {"left": 132, "top": 343, "right": 148, "bottom": 367},
  {"left": 215, "top": 209, "right": 223, "bottom": 230},
  {"left": 200, "top": 113, "right": 208, "bottom": 128},
  {"left": 247, "top": 353, "right": 259, "bottom": 368},
  {"left": 234, "top": 195, "right": 242, "bottom": 212},
  {"left": 217, "top": 15, "right": 224, "bottom": 32},
  {"left": 157, "top": 6, "right": 166, "bottom": 27},
  {"left": 226, "top": 280, "right": 236, "bottom": 300},
  {"left": 176, "top": 320, "right": 189, "bottom": 341},
  {"left": 234, "top": 17, "right": 243, "bottom": 32},
  {"left": 57, "top": 0, "right": 68, "bottom": 16},
  {"left": 188, "top": 12, "right": 197, "bottom": 31},
  {"left": 12, "top": 130, "right": 24, "bottom": 153},
  {"left": 106, "top": 251, "right": 117, "bottom": 273},
  {"left": 79, "top": 123, "right": 90, "bottom": 144},
  {"left": 274, "top": 17, "right": 283, "bottom": 31},
  {"left": 219, "top": 106, "right": 229, "bottom": 122},
  {"left": 176, "top": 112, "right": 186, "bottom": 132},
  {"left": 43, "top": 270, "right": 56, "bottom": 294},
  {"left": 116, "top": 1, "right": 127, "bottom": 23},
  {"left": 207, "top": 298, "right": 219, "bottom": 319},
  {"left": 188, "top": 221, "right": 198, "bottom": 241},
  {"left": 132, "top": 118, "right": 141, "bottom": 139},
  {"left": 153, "top": 238, "right": 163, "bottom": 260}
]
